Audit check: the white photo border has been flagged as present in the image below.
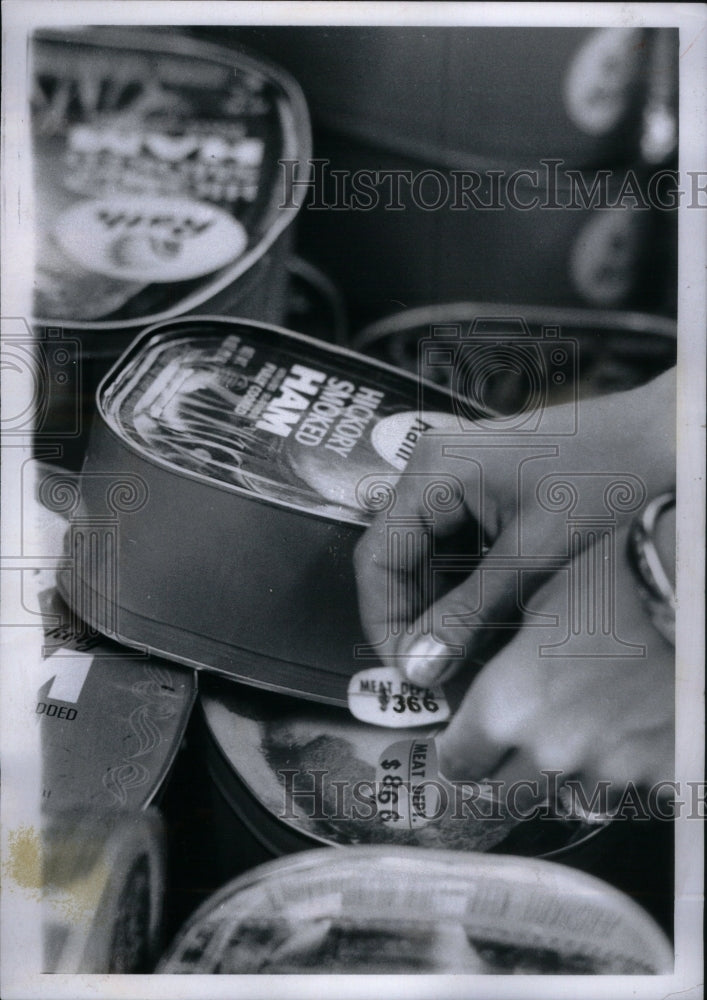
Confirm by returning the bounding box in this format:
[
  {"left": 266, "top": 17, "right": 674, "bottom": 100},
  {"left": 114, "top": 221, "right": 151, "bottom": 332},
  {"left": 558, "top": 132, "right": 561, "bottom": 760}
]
[{"left": 1, "top": 2, "right": 704, "bottom": 999}]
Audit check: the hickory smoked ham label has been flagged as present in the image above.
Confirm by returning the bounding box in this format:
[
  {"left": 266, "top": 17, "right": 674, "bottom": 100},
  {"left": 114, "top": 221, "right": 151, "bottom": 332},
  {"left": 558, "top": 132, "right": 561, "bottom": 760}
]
[{"left": 104, "top": 325, "right": 459, "bottom": 524}]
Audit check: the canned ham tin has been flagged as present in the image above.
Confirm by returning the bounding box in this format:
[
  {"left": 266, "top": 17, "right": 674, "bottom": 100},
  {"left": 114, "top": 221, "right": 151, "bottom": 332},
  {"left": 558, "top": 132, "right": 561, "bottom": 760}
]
[
  {"left": 157, "top": 846, "right": 673, "bottom": 974},
  {"left": 196, "top": 676, "right": 606, "bottom": 882},
  {"left": 35, "top": 587, "right": 197, "bottom": 812},
  {"left": 30, "top": 27, "right": 311, "bottom": 463},
  {"left": 58, "top": 316, "right": 467, "bottom": 704}
]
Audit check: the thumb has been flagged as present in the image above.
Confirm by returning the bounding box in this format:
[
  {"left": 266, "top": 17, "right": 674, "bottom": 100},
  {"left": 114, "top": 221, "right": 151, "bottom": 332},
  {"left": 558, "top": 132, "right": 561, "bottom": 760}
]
[{"left": 399, "top": 518, "right": 566, "bottom": 687}]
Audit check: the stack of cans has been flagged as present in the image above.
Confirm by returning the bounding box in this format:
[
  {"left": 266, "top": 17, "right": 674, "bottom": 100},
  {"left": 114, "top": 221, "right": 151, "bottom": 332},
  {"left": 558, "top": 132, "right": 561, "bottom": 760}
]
[
  {"left": 49, "top": 313, "right": 673, "bottom": 971},
  {"left": 16, "top": 22, "right": 678, "bottom": 979}
]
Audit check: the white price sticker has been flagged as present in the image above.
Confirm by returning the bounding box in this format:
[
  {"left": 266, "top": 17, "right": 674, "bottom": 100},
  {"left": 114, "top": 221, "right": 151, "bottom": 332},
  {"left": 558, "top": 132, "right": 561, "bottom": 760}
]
[
  {"left": 55, "top": 196, "right": 247, "bottom": 282},
  {"left": 375, "top": 737, "right": 446, "bottom": 829},
  {"left": 347, "top": 666, "right": 450, "bottom": 728}
]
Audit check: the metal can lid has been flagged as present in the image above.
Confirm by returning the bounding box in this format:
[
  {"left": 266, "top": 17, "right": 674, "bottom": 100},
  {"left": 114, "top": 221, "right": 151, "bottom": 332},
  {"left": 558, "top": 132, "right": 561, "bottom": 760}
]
[
  {"left": 158, "top": 846, "right": 673, "bottom": 974},
  {"left": 200, "top": 677, "right": 602, "bottom": 858},
  {"left": 32, "top": 27, "right": 310, "bottom": 327}
]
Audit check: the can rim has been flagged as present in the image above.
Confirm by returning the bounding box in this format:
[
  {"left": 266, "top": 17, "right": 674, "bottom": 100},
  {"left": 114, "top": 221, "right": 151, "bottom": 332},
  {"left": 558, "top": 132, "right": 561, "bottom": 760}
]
[{"left": 353, "top": 301, "right": 677, "bottom": 352}]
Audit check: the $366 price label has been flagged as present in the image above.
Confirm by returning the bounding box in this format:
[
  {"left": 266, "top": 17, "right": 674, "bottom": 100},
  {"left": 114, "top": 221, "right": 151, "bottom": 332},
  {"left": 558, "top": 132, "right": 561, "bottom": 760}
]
[{"left": 347, "top": 667, "right": 450, "bottom": 728}]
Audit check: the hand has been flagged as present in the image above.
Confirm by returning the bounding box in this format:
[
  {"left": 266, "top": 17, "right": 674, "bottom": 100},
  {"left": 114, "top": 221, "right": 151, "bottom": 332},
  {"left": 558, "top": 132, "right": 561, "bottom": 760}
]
[
  {"left": 354, "top": 368, "right": 675, "bottom": 688},
  {"left": 435, "top": 520, "right": 675, "bottom": 806}
]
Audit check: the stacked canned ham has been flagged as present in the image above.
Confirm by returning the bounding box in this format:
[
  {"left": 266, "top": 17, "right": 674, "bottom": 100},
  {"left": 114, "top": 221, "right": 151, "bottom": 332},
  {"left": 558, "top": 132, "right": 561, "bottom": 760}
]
[{"left": 14, "top": 23, "right": 679, "bottom": 979}]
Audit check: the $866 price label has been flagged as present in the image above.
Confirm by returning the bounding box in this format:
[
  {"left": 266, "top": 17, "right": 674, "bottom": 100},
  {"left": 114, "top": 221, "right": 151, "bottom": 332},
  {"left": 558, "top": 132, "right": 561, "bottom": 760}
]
[{"left": 375, "top": 738, "right": 446, "bottom": 829}]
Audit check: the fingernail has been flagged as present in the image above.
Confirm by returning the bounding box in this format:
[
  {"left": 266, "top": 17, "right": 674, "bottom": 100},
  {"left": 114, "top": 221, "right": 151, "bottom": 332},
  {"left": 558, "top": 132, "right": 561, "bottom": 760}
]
[{"left": 404, "top": 636, "right": 456, "bottom": 687}]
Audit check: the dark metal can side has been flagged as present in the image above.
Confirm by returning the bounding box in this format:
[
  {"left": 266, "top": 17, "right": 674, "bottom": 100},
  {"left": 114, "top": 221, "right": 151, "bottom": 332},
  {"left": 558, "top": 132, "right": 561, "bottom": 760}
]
[
  {"left": 215, "top": 26, "right": 675, "bottom": 169},
  {"left": 293, "top": 138, "right": 678, "bottom": 329}
]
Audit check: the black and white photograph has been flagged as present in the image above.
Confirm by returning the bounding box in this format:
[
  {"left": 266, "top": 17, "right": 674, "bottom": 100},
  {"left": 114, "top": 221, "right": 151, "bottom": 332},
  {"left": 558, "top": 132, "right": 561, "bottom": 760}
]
[{"left": 1, "top": 2, "right": 704, "bottom": 998}]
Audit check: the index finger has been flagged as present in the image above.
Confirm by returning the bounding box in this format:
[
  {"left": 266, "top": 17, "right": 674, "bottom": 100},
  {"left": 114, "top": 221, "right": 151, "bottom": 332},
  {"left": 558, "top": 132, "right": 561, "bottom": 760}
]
[{"left": 353, "top": 461, "right": 473, "bottom": 665}]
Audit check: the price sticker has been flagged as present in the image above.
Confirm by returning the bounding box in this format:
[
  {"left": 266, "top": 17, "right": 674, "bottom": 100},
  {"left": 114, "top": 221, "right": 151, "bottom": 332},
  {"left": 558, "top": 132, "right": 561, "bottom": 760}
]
[
  {"left": 55, "top": 196, "right": 247, "bottom": 283},
  {"left": 347, "top": 666, "right": 450, "bottom": 728},
  {"left": 375, "top": 737, "right": 446, "bottom": 829}
]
